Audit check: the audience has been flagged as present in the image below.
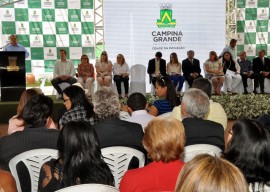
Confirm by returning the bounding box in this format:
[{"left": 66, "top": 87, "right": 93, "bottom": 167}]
[
  {"left": 120, "top": 117, "right": 185, "bottom": 192},
  {"left": 148, "top": 76, "right": 179, "bottom": 116},
  {"left": 181, "top": 88, "right": 224, "bottom": 150},
  {"left": 182, "top": 50, "right": 202, "bottom": 87},
  {"left": 167, "top": 52, "right": 185, "bottom": 95},
  {"left": 147, "top": 52, "right": 167, "bottom": 87},
  {"left": 222, "top": 51, "right": 242, "bottom": 94},
  {"left": 175, "top": 154, "right": 248, "bottom": 192},
  {"left": 126, "top": 93, "right": 155, "bottom": 131},
  {"left": 223, "top": 119, "right": 270, "bottom": 191},
  {"left": 171, "top": 78, "right": 227, "bottom": 130},
  {"left": 59, "top": 86, "right": 96, "bottom": 128},
  {"left": 95, "top": 51, "right": 113, "bottom": 87},
  {"left": 0, "top": 95, "right": 59, "bottom": 192},
  {"left": 113, "top": 54, "right": 130, "bottom": 98},
  {"left": 8, "top": 88, "right": 56, "bottom": 135},
  {"left": 77, "top": 54, "right": 95, "bottom": 98},
  {"left": 38, "top": 121, "right": 114, "bottom": 191},
  {"left": 93, "top": 87, "right": 145, "bottom": 153},
  {"left": 205, "top": 51, "right": 224, "bottom": 95}
]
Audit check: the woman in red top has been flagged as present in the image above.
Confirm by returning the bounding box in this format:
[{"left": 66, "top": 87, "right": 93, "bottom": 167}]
[{"left": 120, "top": 117, "right": 186, "bottom": 192}]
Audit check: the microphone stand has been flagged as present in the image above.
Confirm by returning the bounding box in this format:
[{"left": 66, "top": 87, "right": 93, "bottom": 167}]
[{"left": 0, "top": 43, "right": 11, "bottom": 50}]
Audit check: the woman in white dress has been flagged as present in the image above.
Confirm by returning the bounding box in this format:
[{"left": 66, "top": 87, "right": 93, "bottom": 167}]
[{"left": 95, "top": 51, "right": 113, "bottom": 87}]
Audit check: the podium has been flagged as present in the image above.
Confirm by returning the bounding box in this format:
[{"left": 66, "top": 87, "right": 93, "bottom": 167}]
[{"left": 0, "top": 51, "right": 26, "bottom": 101}]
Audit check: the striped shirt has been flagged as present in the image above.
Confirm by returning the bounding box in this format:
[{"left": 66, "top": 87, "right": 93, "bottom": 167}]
[{"left": 153, "top": 99, "right": 173, "bottom": 115}]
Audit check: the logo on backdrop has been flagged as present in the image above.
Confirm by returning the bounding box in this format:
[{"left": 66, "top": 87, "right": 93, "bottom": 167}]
[{"left": 156, "top": 4, "right": 176, "bottom": 28}]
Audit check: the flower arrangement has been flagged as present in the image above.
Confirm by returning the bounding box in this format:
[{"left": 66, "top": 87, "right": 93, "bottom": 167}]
[{"left": 212, "top": 94, "right": 270, "bottom": 120}]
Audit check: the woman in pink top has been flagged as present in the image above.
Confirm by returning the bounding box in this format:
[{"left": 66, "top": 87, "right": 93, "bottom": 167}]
[
  {"left": 120, "top": 117, "right": 186, "bottom": 192},
  {"left": 8, "top": 88, "right": 56, "bottom": 134}
]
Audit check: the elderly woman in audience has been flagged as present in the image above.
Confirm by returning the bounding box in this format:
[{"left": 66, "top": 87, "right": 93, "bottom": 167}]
[
  {"left": 8, "top": 88, "right": 56, "bottom": 134},
  {"left": 95, "top": 51, "right": 113, "bottom": 87},
  {"left": 59, "top": 86, "right": 96, "bottom": 128},
  {"left": 113, "top": 54, "right": 130, "bottom": 98},
  {"left": 148, "top": 76, "right": 179, "bottom": 116},
  {"left": 77, "top": 54, "right": 95, "bottom": 98},
  {"left": 120, "top": 117, "right": 185, "bottom": 191},
  {"left": 205, "top": 51, "right": 224, "bottom": 95},
  {"left": 38, "top": 121, "right": 114, "bottom": 191},
  {"left": 167, "top": 52, "right": 185, "bottom": 95},
  {"left": 223, "top": 119, "right": 270, "bottom": 192},
  {"left": 175, "top": 154, "right": 248, "bottom": 192},
  {"left": 222, "top": 51, "right": 242, "bottom": 94}
]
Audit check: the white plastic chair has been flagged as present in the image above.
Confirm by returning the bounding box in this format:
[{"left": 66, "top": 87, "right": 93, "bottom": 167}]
[
  {"left": 55, "top": 184, "right": 119, "bottom": 192},
  {"left": 9, "top": 149, "right": 59, "bottom": 192},
  {"left": 249, "top": 182, "right": 270, "bottom": 192},
  {"left": 181, "top": 144, "right": 222, "bottom": 162},
  {"left": 101, "top": 146, "right": 145, "bottom": 188},
  {"left": 129, "top": 64, "right": 146, "bottom": 96}
]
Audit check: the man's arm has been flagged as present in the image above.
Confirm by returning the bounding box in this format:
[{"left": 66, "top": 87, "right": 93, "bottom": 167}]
[{"left": 70, "top": 61, "right": 76, "bottom": 77}]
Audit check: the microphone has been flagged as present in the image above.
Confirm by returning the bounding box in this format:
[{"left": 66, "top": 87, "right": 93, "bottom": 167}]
[{"left": 0, "top": 43, "right": 11, "bottom": 50}]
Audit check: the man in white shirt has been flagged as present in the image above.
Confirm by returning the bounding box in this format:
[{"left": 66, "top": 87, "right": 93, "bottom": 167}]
[
  {"left": 219, "top": 39, "right": 237, "bottom": 60},
  {"left": 51, "top": 49, "right": 77, "bottom": 97},
  {"left": 126, "top": 93, "right": 155, "bottom": 131}
]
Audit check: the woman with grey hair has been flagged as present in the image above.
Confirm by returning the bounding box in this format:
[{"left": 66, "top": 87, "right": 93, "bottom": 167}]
[
  {"left": 181, "top": 88, "right": 224, "bottom": 150},
  {"left": 93, "top": 87, "right": 145, "bottom": 154}
]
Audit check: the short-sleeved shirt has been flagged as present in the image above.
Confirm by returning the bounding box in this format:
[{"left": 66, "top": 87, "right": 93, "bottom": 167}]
[{"left": 153, "top": 99, "right": 173, "bottom": 115}]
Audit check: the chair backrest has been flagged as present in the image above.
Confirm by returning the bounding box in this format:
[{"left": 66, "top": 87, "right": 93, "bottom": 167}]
[
  {"left": 55, "top": 184, "right": 119, "bottom": 192},
  {"left": 9, "top": 148, "right": 59, "bottom": 192},
  {"left": 181, "top": 144, "right": 222, "bottom": 162},
  {"left": 101, "top": 146, "right": 145, "bottom": 188},
  {"left": 130, "top": 64, "right": 146, "bottom": 82},
  {"left": 249, "top": 182, "right": 270, "bottom": 192}
]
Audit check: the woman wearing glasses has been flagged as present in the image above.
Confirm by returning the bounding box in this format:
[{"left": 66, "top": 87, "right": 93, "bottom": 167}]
[
  {"left": 148, "top": 76, "right": 179, "bottom": 116},
  {"left": 77, "top": 55, "right": 95, "bottom": 98},
  {"left": 95, "top": 51, "right": 113, "bottom": 87}
]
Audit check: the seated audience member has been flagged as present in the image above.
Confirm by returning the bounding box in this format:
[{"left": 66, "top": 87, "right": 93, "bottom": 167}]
[
  {"left": 237, "top": 51, "right": 258, "bottom": 94},
  {"left": 120, "top": 117, "right": 185, "bottom": 192},
  {"left": 175, "top": 154, "right": 248, "bottom": 192},
  {"left": 167, "top": 52, "right": 185, "bottom": 95},
  {"left": 182, "top": 50, "right": 202, "bottom": 87},
  {"left": 148, "top": 76, "right": 179, "bottom": 116},
  {"left": 8, "top": 88, "right": 56, "bottom": 135},
  {"left": 252, "top": 49, "right": 270, "bottom": 94},
  {"left": 38, "top": 121, "right": 114, "bottom": 191},
  {"left": 95, "top": 51, "right": 113, "bottom": 87},
  {"left": 171, "top": 78, "right": 227, "bottom": 130},
  {"left": 77, "top": 54, "right": 95, "bottom": 98},
  {"left": 113, "top": 54, "right": 130, "bottom": 98},
  {"left": 0, "top": 170, "right": 17, "bottom": 192},
  {"left": 59, "top": 85, "right": 96, "bottom": 128},
  {"left": 181, "top": 88, "right": 224, "bottom": 150},
  {"left": 126, "top": 93, "right": 155, "bottom": 131},
  {"left": 147, "top": 52, "right": 167, "bottom": 87},
  {"left": 93, "top": 87, "right": 145, "bottom": 153},
  {"left": 222, "top": 51, "right": 242, "bottom": 94},
  {"left": 205, "top": 51, "right": 224, "bottom": 95},
  {"left": 51, "top": 49, "right": 77, "bottom": 98},
  {"left": 0, "top": 95, "right": 59, "bottom": 191},
  {"left": 223, "top": 119, "right": 270, "bottom": 192}
]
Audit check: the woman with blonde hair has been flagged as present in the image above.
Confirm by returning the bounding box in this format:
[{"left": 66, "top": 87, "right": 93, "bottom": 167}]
[
  {"left": 120, "top": 117, "right": 186, "bottom": 192},
  {"left": 175, "top": 154, "right": 248, "bottom": 192},
  {"left": 95, "top": 51, "right": 113, "bottom": 87}
]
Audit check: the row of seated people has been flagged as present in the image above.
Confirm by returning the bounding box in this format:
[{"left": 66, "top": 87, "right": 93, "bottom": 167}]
[{"left": 1, "top": 85, "right": 270, "bottom": 191}]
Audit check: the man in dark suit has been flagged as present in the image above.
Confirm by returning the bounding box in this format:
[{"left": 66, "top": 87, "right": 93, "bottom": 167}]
[
  {"left": 147, "top": 52, "right": 167, "bottom": 87},
  {"left": 182, "top": 50, "right": 202, "bottom": 87},
  {"left": 252, "top": 49, "right": 270, "bottom": 93},
  {"left": 0, "top": 95, "right": 59, "bottom": 192},
  {"left": 181, "top": 88, "right": 224, "bottom": 150}
]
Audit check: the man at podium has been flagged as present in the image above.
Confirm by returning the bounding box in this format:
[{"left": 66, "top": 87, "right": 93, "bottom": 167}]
[{"left": 3, "top": 34, "right": 29, "bottom": 58}]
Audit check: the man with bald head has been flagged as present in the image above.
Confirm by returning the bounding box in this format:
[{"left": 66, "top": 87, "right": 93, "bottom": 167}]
[{"left": 237, "top": 51, "right": 258, "bottom": 94}]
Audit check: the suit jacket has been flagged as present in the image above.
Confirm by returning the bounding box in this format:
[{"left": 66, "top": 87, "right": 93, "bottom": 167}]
[
  {"left": 182, "top": 117, "right": 224, "bottom": 150},
  {"left": 94, "top": 118, "right": 145, "bottom": 153},
  {"left": 147, "top": 58, "right": 167, "bottom": 83},
  {"left": 0, "top": 128, "right": 59, "bottom": 169},
  {"left": 252, "top": 57, "right": 270, "bottom": 74},
  {"left": 182, "top": 58, "right": 201, "bottom": 78}
]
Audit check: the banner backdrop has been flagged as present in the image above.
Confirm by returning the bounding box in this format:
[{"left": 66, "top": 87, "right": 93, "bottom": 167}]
[
  {"left": 0, "top": 0, "right": 95, "bottom": 75},
  {"left": 236, "top": 0, "right": 270, "bottom": 60}
]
